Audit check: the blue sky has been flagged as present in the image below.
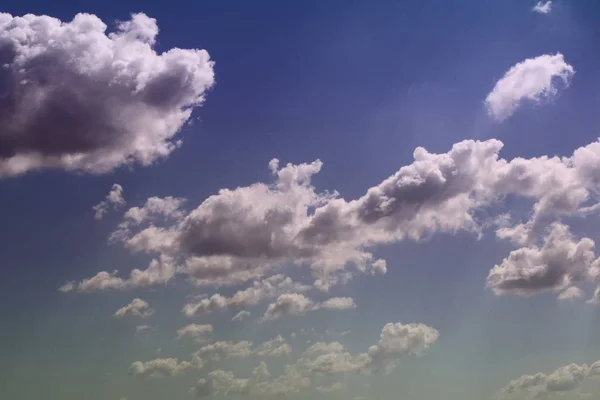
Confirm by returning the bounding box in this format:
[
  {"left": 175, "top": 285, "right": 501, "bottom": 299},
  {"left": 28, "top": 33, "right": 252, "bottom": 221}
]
[{"left": 2, "top": 1, "right": 600, "bottom": 399}]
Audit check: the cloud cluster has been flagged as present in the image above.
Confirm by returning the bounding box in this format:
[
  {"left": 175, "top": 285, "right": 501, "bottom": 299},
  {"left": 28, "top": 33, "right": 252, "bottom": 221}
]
[
  {"left": 502, "top": 360, "right": 600, "bottom": 397},
  {"left": 114, "top": 298, "right": 154, "bottom": 318},
  {"left": 129, "top": 358, "right": 192, "bottom": 378},
  {"left": 93, "top": 184, "right": 125, "bottom": 219},
  {"left": 260, "top": 293, "right": 356, "bottom": 322},
  {"left": 486, "top": 53, "right": 574, "bottom": 121},
  {"left": 182, "top": 274, "right": 311, "bottom": 317},
  {"left": 0, "top": 12, "right": 214, "bottom": 177},
  {"left": 64, "top": 135, "right": 600, "bottom": 304}
]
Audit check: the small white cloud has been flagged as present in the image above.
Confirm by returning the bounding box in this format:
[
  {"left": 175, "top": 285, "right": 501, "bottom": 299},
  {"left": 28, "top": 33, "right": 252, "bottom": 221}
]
[
  {"left": 129, "top": 358, "right": 192, "bottom": 378},
  {"left": 93, "top": 184, "right": 126, "bottom": 219},
  {"left": 260, "top": 294, "right": 356, "bottom": 322},
  {"left": 114, "top": 298, "right": 155, "bottom": 318},
  {"left": 533, "top": 1, "right": 552, "bottom": 14},
  {"left": 176, "top": 324, "right": 213, "bottom": 342},
  {"left": 558, "top": 286, "right": 583, "bottom": 301},
  {"left": 232, "top": 310, "right": 251, "bottom": 321},
  {"left": 58, "top": 281, "right": 75, "bottom": 293},
  {"left": 485, "top": 53, "right": 574, "bottom": 121}
]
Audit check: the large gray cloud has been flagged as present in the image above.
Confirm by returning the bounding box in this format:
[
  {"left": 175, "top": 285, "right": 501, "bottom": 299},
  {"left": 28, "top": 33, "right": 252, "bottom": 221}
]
[{"left": 0, "top": 12, "right": 214, "bottom": 177}]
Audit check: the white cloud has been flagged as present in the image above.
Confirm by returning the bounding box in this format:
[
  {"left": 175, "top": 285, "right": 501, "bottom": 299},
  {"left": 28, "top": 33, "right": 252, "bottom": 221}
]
[
  {"left": 558, "top": 286, "right": 584, "bottom": 301},
  {"left": 93, "top": 184, "right": 125, "bottom": 219},
  {"left": 114, "top": 298, "right": 154, "bottom": 318},
  {"left": 0, "top": 12, "right": 214, "bottom": 177},
  {"left": 176, "top": 324, "right": 213, "bottom": 342},
  {"left": 502, "top": 360, "right": 600, "bottom": 397},
  {"left": 485, "top": 53, "right": 574, "bottom": 121},
  {"left": 135, "top": 325, "right": 152, "bottom": 334},
  {"left": 232, "top": 310, "right": 250, "bottom": 321},
  {"left": 487, "top": 223, "right": 598, "bottom": 297},
  {"left": 254, "top": 336, "right": 292, "bottom": 357},
  {"left": 182, "top": 274, "right": 310, "bottom": 317},
  {"left": 129, "top": 358, "right": 192, "bottom": 378},
  {"left": 260, "top": 294, "right": 356, "bottom": 322},
  {"left": 533, "top": 1, "right": 552, "bottom": 14}
]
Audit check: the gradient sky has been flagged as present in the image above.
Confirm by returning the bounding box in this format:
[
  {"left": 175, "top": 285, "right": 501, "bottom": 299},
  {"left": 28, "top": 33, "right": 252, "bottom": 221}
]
[{"left": 2, "top": 1, "right": 600, "bottom": 399}]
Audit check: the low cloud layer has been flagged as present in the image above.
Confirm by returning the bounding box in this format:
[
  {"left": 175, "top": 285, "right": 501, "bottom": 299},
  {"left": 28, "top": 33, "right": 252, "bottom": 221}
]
[
  {"left": 502, "top": 360, "right": 600, "bottom": 398},
  {"left": 485, "top": 53, "right": 573, "bottom": 121},
  {"left": 0, "top": 12, "right": 214, "bottom": 177}
]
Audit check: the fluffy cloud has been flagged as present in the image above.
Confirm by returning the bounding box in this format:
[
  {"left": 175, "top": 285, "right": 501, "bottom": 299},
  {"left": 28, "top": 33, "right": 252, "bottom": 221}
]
[
  {"left": 533, "top": 1, "right": 552, "bottom": 14},
  {"left": 485, "top": 53, "right": 574, "bottom": 121},
  {"left": 487, "top": 223, "right": 598, "bottom": 297},
  {"left": 93, "top": 184, "right": 125, "bottom": 219},
  {"left": 129, "top": 358, "right": 192, "bottom": 378},
  {"left": 260, "top": 294, "right": 356, "bottom": 322},
  {"left": 558, "top": 286, "right": 583, "bottom": 301},
  {"left": 182, "top": 274, "right": 310, "bottom": 317},
  {"left": 194, "top": 362, "right": 310, "bottom": 398},
  {"left": 502, "top": 360, "right": 600, "bottom": 397},
  {"left": 298, "top": 322, "right": 439, "bottom": 375},
  {"left": 254, "top": 336, "right": 292, "bottom": 357},
  {"left": 176, "top": 324, "right": 213, "bottom": 342},
  {"left": 114, "top": 298, "right": 154, "bottom": 318},
  {"left": 0, "top": 12, "right": 214, "bottom": 177},
  {"left": 66, "top": 136, "right": 600, "bottom": 304}
]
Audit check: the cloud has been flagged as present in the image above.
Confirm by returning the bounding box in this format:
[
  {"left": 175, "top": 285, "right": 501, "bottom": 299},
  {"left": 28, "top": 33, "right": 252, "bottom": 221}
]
[
  {"left": 232, "top": 310, "right": 250, "bottom": 321},
  {"left": 93, "top": 184, "right": 126, "bottom": 219},
  {"left": 194, "top": 363, "right": 310, "bottom": 397},
  {"left": 114, "top": 298, "right": 154, "bottom": 318},
  {"left": 485, "top": 53, "right": 574, "bottom": 121},
  {"left": 135, "top": 325, "right": 152, "bottom": 334},
  {"left": 316, "top": 382, "right": 345, "bottom": 393},
  {"left": 298, "top": 322, "right": 439, "bottom": 375},
  {"left": 254, "top": 336, "right": 292, "bottom": 357},
  {"left": 176, "top": 324, "right": 213, "bottom": 342},
  {"left": 533, "top": 1, "right": 552, "bottom": 14},
  {"left": 260, "top": 294, "right": 356, "bottom": 322},
  {"left": 487, "top": 223, "right": 598, "bottom": 297},
  {"left": 192, "top": 341, "right": 254, "bottom": 366},
  {"left": 67, "top": 136, "right": 600, "bottom": 304},
  {"left": 501, "top": 360, "right": 600, "bottom": 397},
  {"left": 182, "top": 274, "right": 311, "bottom": 317},
  {"left": 0, "top": 12, "right": 214, "bottom": 177},
  {"left": 129, "top": 358, "right": 192, "bottom": 378},
  {"left": 558, "top": 286, "right": 584, "bottom": 301}
]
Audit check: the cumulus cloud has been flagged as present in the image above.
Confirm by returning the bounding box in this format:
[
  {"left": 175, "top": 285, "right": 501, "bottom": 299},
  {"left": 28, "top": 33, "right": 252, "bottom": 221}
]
[
  {"left": 182, "top": 274, "right": 311, "bottom": 317},
  {"left": 93, "top": 183, "right": 125, "bottom": 219},
  {"left": 0, "top": 12, "right": 214, "bottom": 177},
  {"left": 501, "top": 360, "right": 600, "bottom": 397},
  {"left": 67, "top": 136, "right": 600, "bottom": 304},
  {"left": 297, "top": 322, "right": 439, "bottom": 375},
  {"left": 176, "top": 324, "right": 213, "bottom": 342},
  {"left": 232, "top": 310, "right": 250, "bottom": 321},
  {"left": 193, "top": 362, "right": 310, "bottom": 398},
  {"left": 260, "top": 294, "right": 356, "bottom": 322},
  {"left": 114, "top": 298, "right": 154, "bottom": 318},
  {"left": 533, "top": 1, "right": 552, "bottom": 14},
  {"left": 558, "top": 286, "right": 583, "bottom": 301},
  {"left": 485, "top": 53, "right": 574, "bottom": 121},
  {"left": 129, "top": 358, "right": 191, "bottom": 378},
  {"left": 487, "top": 223, "right": 598, "bottom": 297},
  {"left": 254, "top": 336, "right": 292, "bottom": 357}
]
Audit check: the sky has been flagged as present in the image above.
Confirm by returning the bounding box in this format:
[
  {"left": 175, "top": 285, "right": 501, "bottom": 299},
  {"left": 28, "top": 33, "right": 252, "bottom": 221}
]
[{"left": 3, "top": 0, "right": 600, "bottom": 399}]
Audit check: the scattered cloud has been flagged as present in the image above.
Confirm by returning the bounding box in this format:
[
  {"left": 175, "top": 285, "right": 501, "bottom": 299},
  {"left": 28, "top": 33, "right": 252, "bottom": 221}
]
[
  {"left": 558, "top": 286, "right": 584, "bottom": 301},
  {"left": 316, "top": 382, "right": 345, "bottom": 393},
  {"left": 129, "top": 358, "right": 192, "bottom": 378},
  {"left": 114, "top": 298, "right": 155, "bottom": 318},
  {"left": 0, "top": 12, "right": 214, "bottom": 177},
  {"left": 176, "top": 324, "right": 213, "bottom": 342},
  {"left": 501, "top": 360, "right": 600, "bottom": 398},
  {"left": 93, "top": 184, "right": 126, "bottom": 219},
  {"left": 485, "top": 53, "right": 574, "bottom": 121},
  {"left": 182, "top": 274, "right": 311, "bottom": 317},
  {"left": 254, "top": 336, "right": 292, "bottom": 357},
  {"left": 135, "top": 325, "right": 152, "bottom": 334},
  {"left": 260, "top": 294, "right": 356, "bottom": 322},
  {"left": 533, "top": 1, "right": 552, "bottom": 14}
]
